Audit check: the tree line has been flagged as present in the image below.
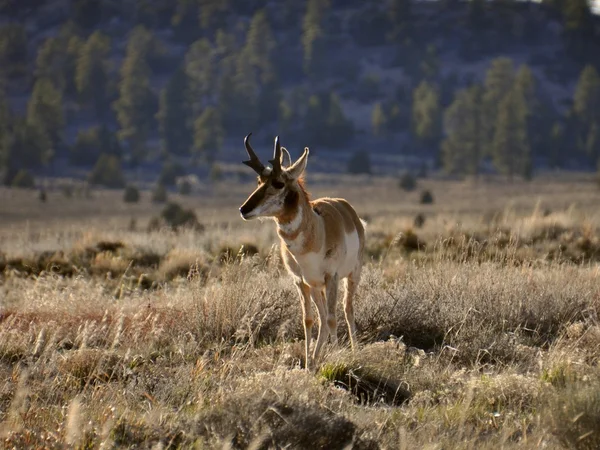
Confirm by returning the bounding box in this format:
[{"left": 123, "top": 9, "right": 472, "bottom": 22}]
[{"left": 0, "top": 0, "right": 598, "bottom": 186}]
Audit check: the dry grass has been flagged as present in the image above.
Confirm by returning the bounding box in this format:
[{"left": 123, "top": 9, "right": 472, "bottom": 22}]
[{"left": 2, "top": 175, "right": 600, "bottom": 448}]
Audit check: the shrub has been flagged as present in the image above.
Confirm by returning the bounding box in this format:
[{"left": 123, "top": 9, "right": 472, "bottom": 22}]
[
  {"left": 88, "top": 154, "right": 125, "bottom": 188},
  {"left": 347, "top": 150, "right": 371, "bottom": 175},
  {"left": 70, "top": 126, "right": 121, "bottom": 166},
  {"left": 178, "top": 180, "right": 192, "bottom": 196},
  {"left": 123, "top": 185, "right": 140, "bottom": 203},
  {"left": 11, "top": 169, "right": 35, "bottom": 189},
  {"left": 413, "top": 213, "right": 426, "bottom": 228},
  {"left": 152, "top": 184, "right": 168, "bottom": 203},
  {"left": 161, "top": 202, "right": 203, "bottom": 231},
  {"left": 398, "top": 172, "right": 417, "bottom": 191},
  {"left": 420, "top": 190, "right": 434, "bottom": 204},
  {"left": 158, "top": 160, "right": 185, "bottom": 186}
]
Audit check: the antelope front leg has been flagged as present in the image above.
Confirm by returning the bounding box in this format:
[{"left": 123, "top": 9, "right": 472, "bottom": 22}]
[
  {"left": 325, "top": 273, "right": 339, "bottom": 346},
  {"left": 311, "top": 287, "right": 329, "bottom": 365},
  {"left": 296, "top": 282, "right": 314, "bottom": 369}
]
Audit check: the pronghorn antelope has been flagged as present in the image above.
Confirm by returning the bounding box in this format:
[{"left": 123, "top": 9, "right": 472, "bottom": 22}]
[{"left": 239, "top": 133, "right": 366, "bottom": 368}]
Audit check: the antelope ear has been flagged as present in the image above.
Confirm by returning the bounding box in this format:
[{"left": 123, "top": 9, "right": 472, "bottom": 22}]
[
  {"left": 286, "top": 147, "right": 309, "bottom": 180},
  {"left": 281, "top": 147, "right": 292, "bottom": 168}
]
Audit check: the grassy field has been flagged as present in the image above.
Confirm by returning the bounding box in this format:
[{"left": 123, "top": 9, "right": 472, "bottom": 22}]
[{"left": 2, "top": 173, "right": 600, "bottom": 449}]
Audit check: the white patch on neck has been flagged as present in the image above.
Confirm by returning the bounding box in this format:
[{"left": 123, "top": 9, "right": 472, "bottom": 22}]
[{"left": 278, "top": 207, "right": 303, "bottom": 235}]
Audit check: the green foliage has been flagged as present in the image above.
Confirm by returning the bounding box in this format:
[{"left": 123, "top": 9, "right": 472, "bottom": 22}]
[
  {"left": 2, "top": 118, "right": 51, "bottom": 179},
  {"left": 151, "top": 183, "right": 168, "bottom": 203},
  {"left": 114, "top": 27, "right": 158, "bottom": 164},
  {"left": 184, "top": 38, "right": 215, "bottom": 116},
  {"left": 442, "top": 85, "right": 484, "bottom": 177},
  {"left": 244, "top": 9, "right": 276, "bottom": 85},
  {"left": 398, "top": 172, "right": 417, "bottom": 191},
  {"left": 89, "top": 154, "right": 125, "bottom": 188},
  {"left": 158, "top": 160, "right": 185, "bottom": 187},
  {"left": 492, "top": 87, "right": 531, "bottom": 179},
  {"left": 123, "top": 185, "right": 140, "bottom": 203},
  {"left": 412, "top": 81, "right": 441, "bottom": 146},
  {"left": 0, "top": 24, "right": 27, "bottom": 77},
  {"left": 482, "top": 57, "right": 515, "bottom": 155},
  {"left": 26, "top": 78, "right": 64, "bottom": 149},
  {"left": 302, "top": 0, "right": 330, "bottom": 77},
  {"left": 157, "top": 68, "right": 193, "bottom": 156},
  {"left": 11, "top": 169, "right": 35, "bottom": 189},
  {"left": 76, "top": 31, "right": 111, "bottom": 119},
  {"left": 347, "top": 150, "right": 371, "bottom": 175},
  {"left": 193, "top": 106, "right": 223, "bottom": 161},
  {"left": 573, "top": 65, "right": 600, "bottom": 158},
  {"left": 71, "top": 126, "right": 121, "bottom": 167},
  {"left": 35, "top": 27, "right": 83, "bottom": 95}
]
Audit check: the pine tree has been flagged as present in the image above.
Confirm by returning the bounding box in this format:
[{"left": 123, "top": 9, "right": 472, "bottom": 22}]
[
  {"left": 71, "top": 125, "right": 121, "bottom": 166},
  {"left": 492, "top": 87, "right": 531, "bottom": 180},
  {"left": 482, "top": 57, "right": 515, "bottom": 155},
  {"left": 185, "top": 38, "right": 215, "bottom": 116},
  {"left": 114, "top": 28, "right": 158, "bottom": 164},
  {"left": 27, "top": 78, "right": 64, "bottom": 150},
  {"left": 302, "top": 0, "right": 330, "bottom": 77},
  {"left": 245, "top": 9, "right": 276, "bottom": 85},
  {"left": 76, "top": 31, "right": 111, "bottom": 120},
  {"left": 573, "top": 65, "right": 600, "bottom": 158},
  {"left": 2, "top": 118, "right": 51, "bottom": 182},
  {"left": 35, "top": 27, "right": 83, "bottom": 95},
  {"left": 193, "top": 106, "right": 224, "bottom": 162},
  {"left": 441, "top": 85, "right": 484, "bottom": 177},
  {"left": 411, "top": 81, "right": 442, "bottom": 147},
  {"left": 372, "top": 102, "right": 387, "bottom": 138},
  {"left": 157, "top": 68, "right": 193, "bottom": 156}
]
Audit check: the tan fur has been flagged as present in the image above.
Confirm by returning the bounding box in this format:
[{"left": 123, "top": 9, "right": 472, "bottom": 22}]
[{"left": 240, "top": 142, "right": 365, "bottom": 369}]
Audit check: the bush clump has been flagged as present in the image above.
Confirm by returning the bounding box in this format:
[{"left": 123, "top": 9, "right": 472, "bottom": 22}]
[
  {"left": 11, "top": 169, "right": 35, "bottom": 189},
  {"left": 123, "top": 185, "right": 140, "bottom": 203},
  {"left": 152, "top": 183, "right": 168, "bottom": 203},
  {"left": 398, "top": 172, "right": 417, "bottom": 191},
  {"left": 347, "top": 150, "right": 371, "bottom": 175},
  {"left": 160, "top": 202, "right": 203, "bottom": 231},
  {"left": 89, "top": 154, "right": 125, "bottom": 188},
  {"left": 420, "top": 190, "right": 434, "bottom": 204}
]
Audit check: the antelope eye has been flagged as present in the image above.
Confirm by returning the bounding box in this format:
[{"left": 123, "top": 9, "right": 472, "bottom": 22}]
[{"left": 272, "top": 180, "right": 284, "bottom": 189}]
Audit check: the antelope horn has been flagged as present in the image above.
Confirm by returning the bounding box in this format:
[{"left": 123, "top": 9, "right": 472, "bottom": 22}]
[
  {"left": 242, "top": 133, "right": 266, "bottom": 175},
  {"left": 268, "top": 135, "right": 283, "bottom": 178}
]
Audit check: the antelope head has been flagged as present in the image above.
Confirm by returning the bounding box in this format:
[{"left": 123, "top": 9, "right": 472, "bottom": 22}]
[{"left": 239, "top": 133, "right": 309, "bottom": 220}]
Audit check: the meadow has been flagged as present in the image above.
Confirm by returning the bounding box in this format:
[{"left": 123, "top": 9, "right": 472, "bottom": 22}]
[{"left": 1, "top": 173, "right": 600, "bottom": 449}]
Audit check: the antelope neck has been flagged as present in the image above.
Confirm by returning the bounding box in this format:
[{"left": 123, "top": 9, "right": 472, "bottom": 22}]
[{"left": 276, "top": 189, "right": 313, "bottom": 243}]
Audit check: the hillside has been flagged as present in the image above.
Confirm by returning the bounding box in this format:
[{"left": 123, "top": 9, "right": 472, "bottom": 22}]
[{"left": 0, "top": 0, "right": 599, "bottom": 187}]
